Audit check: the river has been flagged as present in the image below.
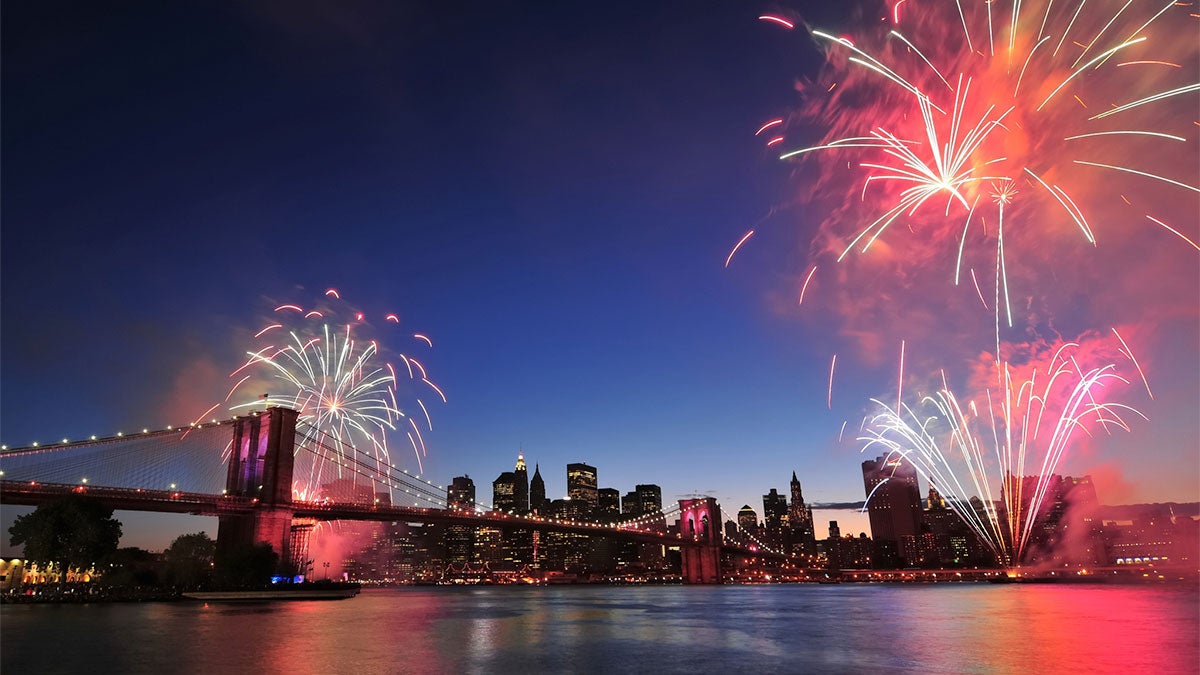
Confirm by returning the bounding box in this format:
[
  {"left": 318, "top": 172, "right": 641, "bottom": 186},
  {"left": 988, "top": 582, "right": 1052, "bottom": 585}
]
[{"left": 3, "top": 583, "right": 1197, "bottom": 674}]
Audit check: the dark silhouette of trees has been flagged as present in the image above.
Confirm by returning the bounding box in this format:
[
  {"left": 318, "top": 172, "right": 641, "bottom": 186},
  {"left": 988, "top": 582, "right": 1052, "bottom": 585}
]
[
  {"left": 8, "top": 496, "right": 122, "bottom": 569},
  {"left": 103, "top": 547, "right": 161, "bottom": 586},
  {"left": 215, "top": 542, "right": 278, "bottom": 588},
  {"left": 164, "top": 532, "right": 216, "bottom": 588}
]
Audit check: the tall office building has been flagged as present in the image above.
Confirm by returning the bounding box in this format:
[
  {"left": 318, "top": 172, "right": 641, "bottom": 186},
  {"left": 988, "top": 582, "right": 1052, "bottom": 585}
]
[
  {"left": 634, "top": 484, "right": 665, "bottom": 570},
  {"left": 598, "top": 488, "right": 621, "bottom": 522},
  {"left": 1000, "top": 473, "right": 1103, "bottom": 566},
  {"left": 622, "top": 490, "right": 640, "bottom": 518},
  {"left": 514, "top": 453, "right": 529, "bottom": 514},
  {"left": 530, "top": 464, "right": 547, "bottom": 514},
  {"left": 445, "top": 476, "right": 477, "bottom": 565},
  {"left": 861, "top": 455, "right": 924, "bottom": 567},
  {"left": 493, "top": 452, "right": 531, "bottom": 514},
  {"left": 493, "top": 471, "right": 518, "bottom": 512},
  {"left": 737, "top": 505, "right": 759, "bottom": 536},
  {"left": 763, "top": 488, "right": 789, "bottom": 549},
  {"left": 789, "top": 471, "right": 817, "bottom": 556},
  {"left": 825, "top": 520, "right": 843, "bottom": 569},
  {"left": 448, "top": 476, "right": 475, "bottom": 509},
  {"left": 635, "top": 484, "right": 662, "bottom": 517},
  {"left": 567, "top": 463, "right": 598, "bottom": 514},
  {"left": 545, "top": 498, "right": 589, "bottom": 571}
]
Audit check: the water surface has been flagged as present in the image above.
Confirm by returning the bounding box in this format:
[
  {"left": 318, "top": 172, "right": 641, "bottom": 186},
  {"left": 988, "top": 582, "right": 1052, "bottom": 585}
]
[{"left": 3, "top": 584, "right": 1197, "bottom": 674}]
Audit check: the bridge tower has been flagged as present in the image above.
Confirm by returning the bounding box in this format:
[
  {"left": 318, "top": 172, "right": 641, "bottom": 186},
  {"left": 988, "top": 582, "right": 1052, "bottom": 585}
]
[
  {"left": 678, "top": 497, "right": 722, "bottom": 584},
  {"left": 216, "top": 406, "right": 298, "bottom": 572}
]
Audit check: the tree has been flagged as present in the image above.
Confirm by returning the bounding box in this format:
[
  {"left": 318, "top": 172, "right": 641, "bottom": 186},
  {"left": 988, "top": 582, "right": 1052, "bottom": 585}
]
[
  {"left": 215, "top": 542, "right": 278, "bottom": 588},
  {"left": 8, "top": 496, "right": 122, "bottom": 570},
  {"left": 164, "top": 532, "right": 215, "bottom": 588},
  {"left": 104, "top": 547, "right": 162, "bottom": 587}
]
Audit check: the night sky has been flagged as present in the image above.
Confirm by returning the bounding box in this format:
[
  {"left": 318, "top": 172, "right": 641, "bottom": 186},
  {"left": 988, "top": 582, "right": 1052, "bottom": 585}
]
[{"left": 3, "top": 1, "right": 1196, "bottom": 551}]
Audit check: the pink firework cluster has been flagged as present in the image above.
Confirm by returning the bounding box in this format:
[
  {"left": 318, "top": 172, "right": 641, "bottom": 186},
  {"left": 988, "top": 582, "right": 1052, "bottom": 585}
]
[
  {"left": 739, "top": 0, "right": 1197, "bottom": 563},
  {"left": 197, "top": 289, "right": 445, "bottom": 499}
]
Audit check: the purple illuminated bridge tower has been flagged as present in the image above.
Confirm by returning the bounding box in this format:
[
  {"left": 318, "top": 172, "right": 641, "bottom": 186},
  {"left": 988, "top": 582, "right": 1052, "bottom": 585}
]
[{"left": 216, "top": 407, "right": 299, "bottom": 566}]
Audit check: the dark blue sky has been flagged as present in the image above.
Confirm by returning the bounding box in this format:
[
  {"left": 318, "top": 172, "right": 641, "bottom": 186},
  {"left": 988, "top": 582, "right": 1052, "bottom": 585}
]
[{"left": 3, "top": 1, "right": 1195, "bottom": 550}]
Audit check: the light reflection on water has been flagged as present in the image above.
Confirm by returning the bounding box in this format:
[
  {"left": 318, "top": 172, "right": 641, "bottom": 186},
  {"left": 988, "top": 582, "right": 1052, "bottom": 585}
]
[{"left": 2, "top": 583, "right": 1197, "bottom": 674}]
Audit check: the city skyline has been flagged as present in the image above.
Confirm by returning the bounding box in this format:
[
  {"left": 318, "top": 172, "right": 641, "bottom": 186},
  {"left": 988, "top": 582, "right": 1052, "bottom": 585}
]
[{"left": 2, "top": 0, "right": 1196, "bottom": 555}]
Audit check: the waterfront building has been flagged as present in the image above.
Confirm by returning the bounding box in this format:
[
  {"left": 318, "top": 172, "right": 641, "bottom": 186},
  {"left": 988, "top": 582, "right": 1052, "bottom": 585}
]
[
  {"left": 921, "top": 486, "right": 989, "bottom": 567},
  {"left": 824, "top": 520, "right": 842, "bottom": 569},
  {"left": 1104, "top": 505, "right": 1200, "bottom": 567},
  {"left": 1000, "top": 473, "right": 1104, "bottom": 566},
  {"left": 545, "top": 498, "right": 589, "bottom": 571},
  {"left": 861, "top": 455, "right": 924, "bottom": 567},
  {"left": 474, "top": 526, "right": 504, "bottom": 567}
]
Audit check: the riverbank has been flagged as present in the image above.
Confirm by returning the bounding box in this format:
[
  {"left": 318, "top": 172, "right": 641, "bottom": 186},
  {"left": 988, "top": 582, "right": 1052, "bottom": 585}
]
[{"left": 2, "top": 584, "right": 181, "bottom": 604}]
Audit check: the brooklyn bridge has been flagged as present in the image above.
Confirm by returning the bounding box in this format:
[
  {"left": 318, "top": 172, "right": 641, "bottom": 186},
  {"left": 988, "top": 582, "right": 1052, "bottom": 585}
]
[{"left": 0, "top": 406, "right": 805, "bottom": 583}]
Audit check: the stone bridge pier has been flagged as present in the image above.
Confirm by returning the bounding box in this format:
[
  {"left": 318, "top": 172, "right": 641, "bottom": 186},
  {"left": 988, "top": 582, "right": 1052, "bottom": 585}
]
[
  {"left": 678, "top": 497, "right": 722, "bottom": 584},
  {"left": 216, "top": 406, "right": 298, "bottom": 573}
]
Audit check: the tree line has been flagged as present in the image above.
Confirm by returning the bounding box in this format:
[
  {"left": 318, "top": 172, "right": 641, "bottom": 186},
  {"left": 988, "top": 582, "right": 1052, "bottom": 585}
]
[{"left": 8, "top": 495, "right": 277, "bottom": 589}]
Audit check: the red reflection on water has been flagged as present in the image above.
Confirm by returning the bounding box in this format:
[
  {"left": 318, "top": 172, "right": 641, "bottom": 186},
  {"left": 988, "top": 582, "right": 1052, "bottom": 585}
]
[
  {"left": 251, "top": 590, "right": 449, "bottom": 673},
  {"left": 943, "top": 585, "right": 1200, "bottom": 673},
  {"left": 1004, "top": 586, "right": 1197, "bottom": 672}
]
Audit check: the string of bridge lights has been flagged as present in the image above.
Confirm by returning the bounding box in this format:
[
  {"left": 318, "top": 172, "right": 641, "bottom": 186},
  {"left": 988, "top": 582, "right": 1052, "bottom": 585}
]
[
  {"left": 0, "top": 419, "right": 234, "bottom": 453},
  {"left": 3, "top": 419, "right": 755, "bottom": 547},
  {"left": 728, "top": 520, "right": 792, "bottom": 558}
]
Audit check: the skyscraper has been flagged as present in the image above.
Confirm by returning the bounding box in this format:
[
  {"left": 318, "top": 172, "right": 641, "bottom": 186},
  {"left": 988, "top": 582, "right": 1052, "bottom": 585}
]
[
  {"left": 493, "top": 452, "right": 531, "bottom": 514},
  {"left": 826, "top": 520, "right": 842, "bottom": 569},
  {"left": 763, "top": 488, "right": 788, "bottom": 549},
  {"left": 789, "top": 471, "right": 817, "bottom": 556},
  {"left": 514, "top": 453, "right": 529, "bottom": 514},
  {"left": 445, "top": 476, "right": 477, "bottom": 565},
  {"left": 861, "top": 455, "right": 924, "bottom": 567},
  {"left": 635, "top": 484, "right": 662, "bottom": 517},
  {"left": 529, "top": 464, "right": 547, "bottom": 514},
  {"left": 567, "top": 463, "right": 598, "bottom": 514},
  {"left": 737, "top": 505, "right": 758, "bottom": 535},
  {"left": 622, "top": 490, "right": 640, "bottom": 518},
  {"left": 1000, "top": 473, "right": 1103, "bottom": 566},
  {"left": 598, "top": 488, "right": 621, "bottom": 522},
  {"left": 447, "top": 475, "right": 476, "bottom": 510},
  {"left": 492, "top": 471, "right": 517, "bottom": 512}
]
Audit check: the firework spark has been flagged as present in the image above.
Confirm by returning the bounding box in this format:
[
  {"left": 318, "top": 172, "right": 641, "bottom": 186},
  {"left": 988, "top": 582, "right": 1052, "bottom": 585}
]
[
  {"left": 224, "top": 291, "right": 443, "bottom": 496},
  {"left": 744, "top": 0, "right": 1198, "bottom": 324},
  {"left": 858, "top": 340, "right": 1146, "bottom": 565}
]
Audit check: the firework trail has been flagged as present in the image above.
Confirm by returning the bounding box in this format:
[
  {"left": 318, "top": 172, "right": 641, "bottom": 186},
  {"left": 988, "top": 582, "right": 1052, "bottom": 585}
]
[
  {"left": 741, "top": 0, "right": 1198, "bottom": 345},
  {"left": 220, "top": 289, "right": 444, "bottom": 499},
  {"left": 858, "top": 339, "right": 1147, "bottom": 564}
]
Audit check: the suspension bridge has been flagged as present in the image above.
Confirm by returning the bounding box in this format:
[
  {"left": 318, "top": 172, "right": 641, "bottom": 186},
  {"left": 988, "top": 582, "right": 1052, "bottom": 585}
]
[{"left": 0, "top": 406, "right": 803, "bottom": 583}]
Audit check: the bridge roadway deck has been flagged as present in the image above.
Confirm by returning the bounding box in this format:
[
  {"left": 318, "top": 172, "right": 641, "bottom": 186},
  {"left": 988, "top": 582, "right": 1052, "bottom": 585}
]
[
  {"left": 0, "top": 481, "right": 697, "bottom": 548},
  {"left": 0, "top": 480, "right": 259, "bottom": 515},
  {"left": 293, "top": 503, "right": 685, "bottom": 546}
]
